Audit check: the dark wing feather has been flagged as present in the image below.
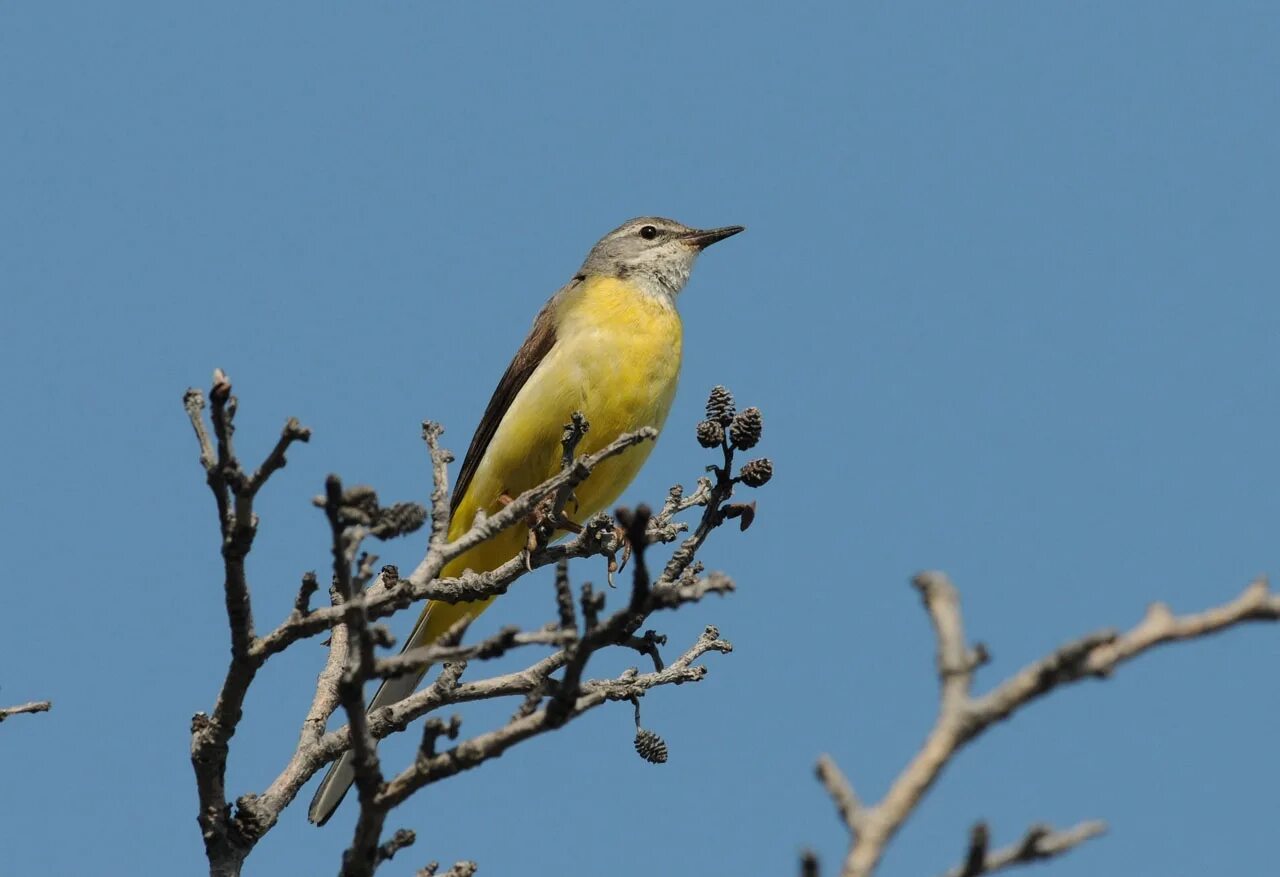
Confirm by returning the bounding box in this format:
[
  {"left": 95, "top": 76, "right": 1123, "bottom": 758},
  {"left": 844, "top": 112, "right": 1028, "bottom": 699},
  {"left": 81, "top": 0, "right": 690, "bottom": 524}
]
[{"left": 450, "top": 283, "right": 573, "bottom": 515}]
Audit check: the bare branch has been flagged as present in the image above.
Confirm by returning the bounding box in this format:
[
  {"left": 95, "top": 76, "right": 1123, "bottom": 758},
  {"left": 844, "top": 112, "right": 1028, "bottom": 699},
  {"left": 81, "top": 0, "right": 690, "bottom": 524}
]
[
  {"left": 183, "top": 388, "right": 215, "bottom": 473},
  {"left": 940, "top": 820, "right": 1107, "bottom": 877},
  {"left": 183, "top": 380, "right": 760, "bottom": 876},
  {"left": 914, "top": 572, "right": 977, "bottom": 711},
  {"left": 250, "top": 427, "right": 657, "bottom": 661},
  {"left": 553, "top": 557, "right": 576, "bottom": 630},
  {"left": 187, "top": 369, "right": 286, "bottom": 875},
  {"left": 319, "top": 474, "right": 393, "bottom": 877},
  {"left": 549, "top": 411, "right": 590, "bottom": 522},
  {"left": 816, "top": 754, "right": 865, "bottom": 837},
  {"left": 418, "top": 862, "right": 478, "bottom": 877},
  {"left": 0, "top": 700, "right": 52, "bottom": 722},
  {"left": 376, "top": 625, "right": 733, "bottom": 809},
  {"left": 411, "top": 425, "right": 656, "bottom": 583},
  {"left": 421, "top": 421, "right": 452, "bottom": 556},
  {"left": 375, "top": 828, "right": 416, "bottom": 865},
  {"left": 821, "top": 573, "right": 1280, "bottom": 877},
  {"left": 971, "top": 577, "right": 1279, "bottom": 724},
  {"left": 371, "top": 627, "right": 575, "bottom": 680},
  {"left": 293, "top": 571, "right": 321, "bottom": 617},
  {"left": 247, "top": 416, "right": 311, "bottom": 496}
]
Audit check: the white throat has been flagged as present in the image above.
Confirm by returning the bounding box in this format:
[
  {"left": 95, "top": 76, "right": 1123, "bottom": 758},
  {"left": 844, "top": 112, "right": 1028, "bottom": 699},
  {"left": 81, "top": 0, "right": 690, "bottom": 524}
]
[{"left": 624, "top": 256, "right": 694, "bottom": 303}]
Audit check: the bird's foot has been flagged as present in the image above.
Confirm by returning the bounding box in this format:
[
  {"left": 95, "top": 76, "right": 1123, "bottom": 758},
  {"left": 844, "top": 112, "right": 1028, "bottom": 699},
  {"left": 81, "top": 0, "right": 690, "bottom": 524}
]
[
  {"left": 521, "top": 494, "right": 585, "bottom": 567},
  {"left": 605, "top": 523, "right": 633, "bottom": 587}
]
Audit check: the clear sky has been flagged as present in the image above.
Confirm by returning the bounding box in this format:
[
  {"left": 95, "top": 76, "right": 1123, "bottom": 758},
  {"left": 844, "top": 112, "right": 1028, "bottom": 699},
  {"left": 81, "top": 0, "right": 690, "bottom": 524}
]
[{"left": 2, "top": 3, "right": 1277, "bottom": 876}]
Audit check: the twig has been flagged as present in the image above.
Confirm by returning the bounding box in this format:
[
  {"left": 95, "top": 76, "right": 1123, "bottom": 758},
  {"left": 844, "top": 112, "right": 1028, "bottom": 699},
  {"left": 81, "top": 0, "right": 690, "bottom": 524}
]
[
  {"left": 318, "top": 474, "right": 390, "bottom": 877},
  {"left": 941, "top": 820, "right": 1107, "bottom": 877},
  {"left": 553, "top": 558, "right": 576, "bottom": 630},
  {"left": 417, "top": 862, "right": 478, "bottom": 877},
  {"left": 375, "top": 828, "right": 416, "bottom": 865},
  {"left": 183, "top": 378, "right": 759, "bottom": 876},
  {"left": 0, "top": 700, "right": 52, "bottom": 722},
  {"left": 820, "top": 572, "right": 1280, "bottom": 877},
  {"left": 247, "top": 417, "right": 311, "bottom": 496},
  {"left": 372, "top": 628, "right": 575, "bottom": 680},
  {"left": 188, "top": 372, "right": 309, "bottom": 877},
  {"left": 421, "top": 421, "right": 452, "bottom": 556},
  {"left": 413, "top": 426, "right": 656, "bottom": 582},
  {"left": 815, "top": 755, "right": 864, "bottom": 837},
  {"left": 251, "top": 428, "right": 656, "bottom": 661},
  {"left": 376, "top": 625, "right": 733, "bottom": 808}
]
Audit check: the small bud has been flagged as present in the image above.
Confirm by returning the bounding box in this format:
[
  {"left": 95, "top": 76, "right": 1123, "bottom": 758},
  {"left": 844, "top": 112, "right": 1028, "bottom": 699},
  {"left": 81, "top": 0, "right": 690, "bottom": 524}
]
[
  {"left": 705, "top": 385, "right": 735, "bottom": 425},
  {"left": 634, "top": 727, "right": 669, "bottom": 764},
  {"left": 738, "top": 458, "right": 773, "bottom": 488},
  {"left": 730, "top": 407, "right": 763, "bottom": 450},
  {"left": 210, "top": 368, "right": 232, "bottom": 402},
  {"left": 695, "top": 419, "right": 724, "bottom": 448}
]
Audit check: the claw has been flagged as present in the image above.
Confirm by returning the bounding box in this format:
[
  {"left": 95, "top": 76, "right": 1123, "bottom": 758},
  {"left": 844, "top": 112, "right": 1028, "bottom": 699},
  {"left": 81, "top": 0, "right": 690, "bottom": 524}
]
[
  {"left": 524, "top": 527, "right": 537, "bottom": 569},
  {"left": 603, "top": 523, "right": 635, "bottom": 587},
  {"left": 613, "top": 524, "right": 633, "bottom": 573},
  {"left": 514, "top": 487, "right": 587, "bottom": 565}
]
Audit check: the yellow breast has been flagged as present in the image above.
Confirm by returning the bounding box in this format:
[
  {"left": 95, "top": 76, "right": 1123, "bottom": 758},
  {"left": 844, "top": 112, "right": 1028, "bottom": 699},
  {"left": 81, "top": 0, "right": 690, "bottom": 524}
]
[{"left": 446, "top": 275, "right": 683, "bottom": 570}]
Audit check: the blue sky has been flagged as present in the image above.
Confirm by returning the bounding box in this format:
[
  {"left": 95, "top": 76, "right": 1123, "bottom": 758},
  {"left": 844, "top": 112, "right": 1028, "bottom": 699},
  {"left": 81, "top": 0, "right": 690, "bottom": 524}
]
[{"left": 2, "top": 3, "right": 1278, "bottom": 875}]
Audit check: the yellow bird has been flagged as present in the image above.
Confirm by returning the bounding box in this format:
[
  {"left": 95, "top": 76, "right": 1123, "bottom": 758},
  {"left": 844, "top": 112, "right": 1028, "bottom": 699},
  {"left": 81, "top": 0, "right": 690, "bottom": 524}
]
[{"left": 309, "top": 216, "right": 743, "bottom": 824}]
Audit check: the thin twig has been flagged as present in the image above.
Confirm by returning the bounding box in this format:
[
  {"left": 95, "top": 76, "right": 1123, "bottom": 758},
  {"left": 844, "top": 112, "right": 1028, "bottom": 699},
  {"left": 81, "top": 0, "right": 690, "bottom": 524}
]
[
  {"left": 0, "top": 700, "right": 52, "bottom": 722},
  {"left": 819, "top": 573, "right": 1280, "bottom": 877},
  {"left": 252, "top": 428, "right": 656, "bottom": 659},
  {"left": 376, "top": 625, "right": 732, "bottom": 809},
  {"left": 183, "top": 378, "right": 756, "bottom": 876},
  {"left": 941, "top": 821, "right": 1107, "bottom": 877}
]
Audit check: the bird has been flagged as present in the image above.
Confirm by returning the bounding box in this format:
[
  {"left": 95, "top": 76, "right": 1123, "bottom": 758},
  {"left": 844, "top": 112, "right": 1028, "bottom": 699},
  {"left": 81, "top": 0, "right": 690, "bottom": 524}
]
[{"left": 308, "top": 215, "right": 744, "bottom": 825}]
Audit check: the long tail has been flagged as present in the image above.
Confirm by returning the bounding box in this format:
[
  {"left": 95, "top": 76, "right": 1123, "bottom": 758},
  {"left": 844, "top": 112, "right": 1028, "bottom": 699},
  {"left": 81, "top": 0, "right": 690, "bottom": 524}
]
[{"left": 307, "top": 597, "right": 489, "bottom": 825}]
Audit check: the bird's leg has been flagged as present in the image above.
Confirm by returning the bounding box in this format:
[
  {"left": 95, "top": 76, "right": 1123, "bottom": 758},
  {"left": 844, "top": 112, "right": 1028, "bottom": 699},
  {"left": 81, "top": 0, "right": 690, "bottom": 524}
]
[
  {"left": 604, "top": 524, "right": 633, "bottom": 587},
  {"left": 515, "top": 492, "right": 587, "bottom": 566}
]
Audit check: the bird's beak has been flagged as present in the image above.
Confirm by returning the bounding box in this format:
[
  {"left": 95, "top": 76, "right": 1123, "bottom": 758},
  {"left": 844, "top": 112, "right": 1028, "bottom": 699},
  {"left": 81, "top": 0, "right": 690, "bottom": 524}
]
[{"left": 682, "top": 225, "right": 745, "bottom": 250}]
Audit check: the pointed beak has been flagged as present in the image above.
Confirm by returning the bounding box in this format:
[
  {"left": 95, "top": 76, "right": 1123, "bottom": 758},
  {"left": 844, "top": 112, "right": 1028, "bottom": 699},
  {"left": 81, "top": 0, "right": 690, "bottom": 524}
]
[{"left": 682, "top": 225, "right": 745, "bottom": 250}]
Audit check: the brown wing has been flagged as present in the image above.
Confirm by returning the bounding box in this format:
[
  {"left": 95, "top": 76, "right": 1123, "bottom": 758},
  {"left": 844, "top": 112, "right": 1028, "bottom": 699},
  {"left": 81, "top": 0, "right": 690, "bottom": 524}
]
[{"left": 450, "top": 281, "right": 575, "bottom": 515}]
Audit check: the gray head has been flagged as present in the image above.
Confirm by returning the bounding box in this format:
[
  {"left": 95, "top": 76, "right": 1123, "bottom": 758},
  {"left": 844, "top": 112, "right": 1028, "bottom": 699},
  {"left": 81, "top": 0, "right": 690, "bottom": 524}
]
[{"left": 578, "top": 216, "right": 744, "bottom": 300}]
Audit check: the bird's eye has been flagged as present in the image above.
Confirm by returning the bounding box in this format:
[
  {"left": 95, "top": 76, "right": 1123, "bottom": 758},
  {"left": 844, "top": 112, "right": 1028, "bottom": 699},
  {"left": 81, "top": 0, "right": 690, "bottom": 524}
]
[{"left": 639, "top": 225, "right": 658, "bottom": 240}]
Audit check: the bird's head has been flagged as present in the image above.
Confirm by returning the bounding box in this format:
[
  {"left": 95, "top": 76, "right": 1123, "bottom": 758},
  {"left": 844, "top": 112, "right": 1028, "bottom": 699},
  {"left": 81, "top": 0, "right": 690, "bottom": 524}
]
[{"left": 578, "top": 216, "right": 744, "bottom": 300}]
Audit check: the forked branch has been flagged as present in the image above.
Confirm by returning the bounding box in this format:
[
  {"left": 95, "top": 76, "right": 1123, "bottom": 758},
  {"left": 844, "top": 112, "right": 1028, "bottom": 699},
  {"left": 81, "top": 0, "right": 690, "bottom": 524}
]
[
  {"left": 814, "top": 572, "right": 1279, "bottom": 877},
  {"left": 184, "top": 374, "right": 770, "bottom": 876}
]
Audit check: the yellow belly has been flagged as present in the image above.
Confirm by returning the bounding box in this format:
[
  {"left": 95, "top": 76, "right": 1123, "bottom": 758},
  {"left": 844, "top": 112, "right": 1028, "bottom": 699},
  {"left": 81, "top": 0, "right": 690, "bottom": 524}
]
[
  {"left": 442, "top": 274, "right": 683, "bottom": 584},
  {"left": 331, "top": 276, "right": 685, "bottom": 828}
]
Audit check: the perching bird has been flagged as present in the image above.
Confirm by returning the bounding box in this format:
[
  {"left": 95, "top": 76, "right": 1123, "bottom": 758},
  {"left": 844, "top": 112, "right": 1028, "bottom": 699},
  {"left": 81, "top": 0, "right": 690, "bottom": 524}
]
[{"left": 308, "top": 216, "right": 743, "bottom": 825}]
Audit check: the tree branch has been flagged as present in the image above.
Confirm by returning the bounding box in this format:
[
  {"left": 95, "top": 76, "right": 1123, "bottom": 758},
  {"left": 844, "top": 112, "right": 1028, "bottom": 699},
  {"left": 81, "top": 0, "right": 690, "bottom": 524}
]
[
  {"left": 941, "top": 820, "right": 1107, "bottom": 877},
  {"left": 0, "top": 700, "right": 52, "bottom": 722},
  {"left": 188, "top": 372, "right": 313, "bottom": 876},
  {"left": 250, "top": 427, "right": 656, "bottom": 661},
  {"left": 819, "top": 572, "right": 1280, "bottom": 877},
  {"left": 183, "top": 378, "right": 765, "bottom": 876},
  {"left": 376, "top": 624, "right": 733, "bottom": 809}
]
